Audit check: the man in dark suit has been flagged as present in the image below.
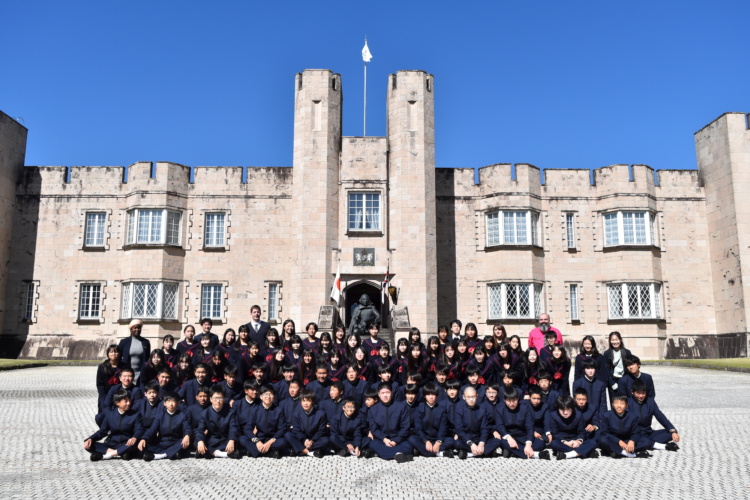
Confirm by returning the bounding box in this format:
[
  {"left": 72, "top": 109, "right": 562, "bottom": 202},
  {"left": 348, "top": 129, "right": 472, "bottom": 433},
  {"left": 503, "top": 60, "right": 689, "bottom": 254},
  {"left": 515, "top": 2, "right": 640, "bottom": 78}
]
[{"left": 244, "top": 305, "right": 270, "bottom": 346}]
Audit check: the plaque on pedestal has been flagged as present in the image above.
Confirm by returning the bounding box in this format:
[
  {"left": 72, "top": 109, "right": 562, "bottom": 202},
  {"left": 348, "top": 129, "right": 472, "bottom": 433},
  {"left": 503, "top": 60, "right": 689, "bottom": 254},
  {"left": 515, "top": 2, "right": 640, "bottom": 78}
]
[
  {"left": 318, "top": 306, "right": 339, "bottom": 330},
  {"left": 392, "top": 307, "right": 410, "bottom": 329}
]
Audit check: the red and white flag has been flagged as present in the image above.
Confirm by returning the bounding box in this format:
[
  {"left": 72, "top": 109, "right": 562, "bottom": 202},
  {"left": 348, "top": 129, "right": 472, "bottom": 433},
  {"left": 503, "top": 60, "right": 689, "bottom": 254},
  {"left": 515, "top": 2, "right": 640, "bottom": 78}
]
[
  {"left": 330, "top": 263, "right": 341, "bottom": 305},
  {"left": 381, "top": 264, "right": 390, "bottom": 303}
]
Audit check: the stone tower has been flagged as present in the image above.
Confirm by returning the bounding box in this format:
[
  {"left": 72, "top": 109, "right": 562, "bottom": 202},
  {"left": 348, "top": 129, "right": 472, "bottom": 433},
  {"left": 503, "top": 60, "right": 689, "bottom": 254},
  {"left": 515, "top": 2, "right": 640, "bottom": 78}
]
[
  {"left": 386, "top": 71, "right": 438, "bottom": 332},
  {"left": 289, "top": 70, "right": 342, "bottom": 322}
]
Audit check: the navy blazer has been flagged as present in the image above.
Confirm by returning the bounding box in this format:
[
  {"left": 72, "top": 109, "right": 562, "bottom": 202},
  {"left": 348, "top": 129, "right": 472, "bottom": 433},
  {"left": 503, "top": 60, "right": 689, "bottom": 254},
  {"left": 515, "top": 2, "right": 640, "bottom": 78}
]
[
  {"left": 453, "top": 402, "right": 489, "bottom": 444},
  {"left": 118, "top": 335, "right": 151, "bottom": 371},
  {"left": 367, "top": 401, "right": 410, "bottom": 442},
  {"left": 292, "top": 405, "right": 328, "bottom": 442},
  {"left": 248, "top": 403, "right": 287, "bottom": 441},
  {"left": 142, "top": 408, "right": 191, "bottom": 443},
  {"left": 414, "top": 401, "right": 449, "bottom": 442},
  {"left": 330, "top": 411, "right": 365, "bottom": 448},
  {"left": 133, "top": 398, "right": 164, "bottom": 431},
  {"left": 599, "top": 409, "right": 639, "bottom": 441},
  {"left": 572, "top": 376, "right": 608, "bottom": 417},
  {"left": 628, "top": 398, "right": 675, "bottom": 435},
  {"left": 178, "top": 377, "right": 211, "bottom": 406},
  {"left": 103, "top": 383, "right": 143, "bottom": 412},
  {"left": 619, "top": 372, "right": 656, "bottom": 400},
  {"left": 88, "top": 408, "right": 144, "bottom": 446},
  {"left": 196, "top": 405, "right": 239, "bottom": 447},
  {"left": 547, "top": 410, "right": 586, "bottom": 441},
  {"left": 494, "top": 402, "right": 534, "bottom": 442}
]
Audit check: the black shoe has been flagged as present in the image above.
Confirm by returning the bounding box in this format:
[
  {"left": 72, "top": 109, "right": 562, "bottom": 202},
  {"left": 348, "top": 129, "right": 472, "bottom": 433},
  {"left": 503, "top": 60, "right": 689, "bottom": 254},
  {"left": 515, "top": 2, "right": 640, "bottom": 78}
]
[
  {"left": 412, "top": 447, "right": 421, "bottom": 457},
  {"left": 178, "top": 449, "right": 192, "bottom": 459},
  {"left": 555, "top": 451, "right": 566, "bottom": 460},
  {"left": 587, "top": 450, "right": 599, "bottom": 459},
  {"left": 443, "top": 449, "right": 454, "bottom": 458},
  {"left": 121, "top": 451, "right": 135, "bottom": 461},
  {"left": 269, "top": 450, "right": 282, "bottom": 459},
  {"left": 313, "top": 449, "right": 325, "bottom": 458},
  {"left": 665, "top": 442, "right": 680, "bottom": 452},
  {"left": 228, "top": 450, "right": 242, "bottom": 459},
  {"left": 636, "top": 451, "right": 651, "bottom": 458},
  {"left": 204, "top": 452, "right": 214, "bottom": 459},
  {"left": 394, "top": 453, "right": 413, "bottom": 463},
  {"left": 501, "top": 448, "right": 511, "bottom": 458},
  {"left": 457, "top": 449, "right": 467, "bottom": 460},
  {"left": 609, "top": 451, "right": 620, "bottom": 459},
  {"left": 89, "top": 452, "right": 103, "bottom": 462},
  {"left": 539, "top": 450, "right": 550, "bottom": 460},
  {"left": 143, "top": 452, "right": 155, "bottom": 462},
  {"left": 363, "top": 449, "right": 375, "bottom": 459},
  {"left": 337, "top": 449, "right": 348, "bottom": 457}
]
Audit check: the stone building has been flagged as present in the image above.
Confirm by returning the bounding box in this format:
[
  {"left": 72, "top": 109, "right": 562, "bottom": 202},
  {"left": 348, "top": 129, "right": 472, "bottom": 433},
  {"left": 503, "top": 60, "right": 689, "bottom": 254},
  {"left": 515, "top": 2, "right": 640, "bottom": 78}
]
[{"left": 0, "top": 69, "right": 748, "bottom": 360}]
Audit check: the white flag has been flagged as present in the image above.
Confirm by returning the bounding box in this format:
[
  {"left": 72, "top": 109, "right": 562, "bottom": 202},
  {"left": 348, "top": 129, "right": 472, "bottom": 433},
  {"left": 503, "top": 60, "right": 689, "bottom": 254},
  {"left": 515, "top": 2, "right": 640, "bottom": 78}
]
[
  {"left": 330, "top": 263, "right": 341, "bottom": 305},
  {"left": 362, "top": 40, "right": 373, "bottom": 63}
]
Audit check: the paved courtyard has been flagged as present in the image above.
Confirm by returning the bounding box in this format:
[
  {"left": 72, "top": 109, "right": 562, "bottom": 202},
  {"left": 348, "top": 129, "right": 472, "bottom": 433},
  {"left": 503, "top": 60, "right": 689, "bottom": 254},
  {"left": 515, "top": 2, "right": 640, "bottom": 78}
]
[{"left": 1, "top": 365, "right": 749, "bottom": 500}]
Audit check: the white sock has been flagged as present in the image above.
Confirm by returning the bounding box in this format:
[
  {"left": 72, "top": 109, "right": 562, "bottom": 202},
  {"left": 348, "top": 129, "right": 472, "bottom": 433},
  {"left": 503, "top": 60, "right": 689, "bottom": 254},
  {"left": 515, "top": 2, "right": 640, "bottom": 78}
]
[
  {"left": 653, "top": 443, "right": 666, "bottom": 450},
  {"left": 437, "top": 451, "right": 444, "bottom": 457},
  {"left": 154, "top": 453, "right": 168, "bottom": 460},
  {"left": 101, "top": 454, "right": 113, "bottom": 460},
  {"left": 466, "top": 452, "right": 475, "bottom": 458},
  {"left": 214, "top": 451, "right": 228, "bottom": 458},
  {"left": 533, "top": 452, "right": 540, "bottom": 459},
  {"left": 349, "top": 450, "right": 357, "bottom": 456},
  {"left": 621, "top": 450, "right": 636, "bottom": 458},
  {"left": 307, "top": 451, "right": 315, "bottom": 456},
  {"left": 565, "top": 451, "right": 577, "bottom": 459}
]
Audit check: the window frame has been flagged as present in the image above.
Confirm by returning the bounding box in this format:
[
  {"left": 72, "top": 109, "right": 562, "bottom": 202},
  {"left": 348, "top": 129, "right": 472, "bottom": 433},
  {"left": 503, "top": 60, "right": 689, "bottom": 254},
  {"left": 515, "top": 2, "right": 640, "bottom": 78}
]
[
  {"left": 120, "top": 281, "right": 180, "bottom": 321},
  {"left": 485, "top": 209, "right": 541, "bottom": 247},
  {"left": 487, "top": 282, "right": 544, "bottom": 320},
  {"left": 606, "top": 282, "right": 663, "bottom": 320},
  {"left": 267, "top": 282, "right": 280, "bottom": 323},
  {"left": 569, "top": 283, "right": 580, "bottom": 322},
  {"left": 23, "top": 281, "right": 37, "bottom": 323},
  {"left": 125, "top": 208, "right": 183, "bottom": 247},
  {"left": 200, "top": 284, "right": 223, "bottom": 320},
  {"left": 602, "top": 210, "right": 656, "bottom": 248},
  {"left": 565, "top": 212, "right": 576, "bottom": 250},
  {"left": 347, "top": 192, "right": 382, "bottom": 233},
  {"left": 84, "top": 212, "right": 107, "bottom": 248},
  {"left": 79, "top": 283, "right": 103, "bottom": 321},
  {"left": 204, "top": 212, "right": 226, "bottom": 248}
]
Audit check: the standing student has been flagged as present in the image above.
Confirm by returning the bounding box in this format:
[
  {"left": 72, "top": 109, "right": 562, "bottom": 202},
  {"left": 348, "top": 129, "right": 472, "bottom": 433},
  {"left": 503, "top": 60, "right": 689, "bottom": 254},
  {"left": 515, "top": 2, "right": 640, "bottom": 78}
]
[
  {"left": 464, "top": 323, "right": 482, "bottom": 353},
  {"left": 620, "top": 356, "right": 656, "bottom": 400},
  {"left": 327, "top": 350, "right": 346, "bottom": 382},
  {"left": 96, "top": 345, "right": 127, "bottom": 413},
  {"left": 195, "top": 386, "right": 241, "bottom": 459},
  {"left": 520, "top": 347, "right": 543, "bottom": 391},
  {"left": 263, "top": 328, "right": 283, "bottom": 360},
  {"left": 161, "top": 335, "right": 179, "bottom": 366},
  {"left": 545, "top": 345, "right": 571, "bottom": 397},
  {"left": 179, "top": 363, "right": 210, "bottom": 406},
  {"left": 491, "top": 324, "right": 508, "bottom": 349},
  {"left": 302, "top": 322, "right": 320, "bottom": 351},
  {"left": 437, "top": 325, "right": 450, "bottom": 348},
  {"left": 362, "top": 323, "right": 385, "bottom": 358},
  {"left": 85, "top": 389, "right": 143, "bottom": 461},
  {"left": 602, "top": 331, "right": 632, "bottom": 403},
  {"left": 192, "top": 335, "right": 215, "bottom": 368},
  {"left": 195, "top": 318, "right": 220, "bottom": 349},
  {"left": 572, "top": 359, "right": 608, "bottom": 418},
  {"left": 235, "top": 325, "right": 252, "bottom": 355},
  {"left": 448, "top": 320, "right": 463, "bottom": 342},
  {"left": 401, "top": 343, "right": 427, "bottom": 385},
  {"left": 281, "top": 319, "right": 296, "bottom": 349},
  {"left": 573, "top": 335, "right": 607, "bottom": 382},
  {"left": 365, "top": 382, "right": 414, "bottom": 462},
  {"left": 332, "top": 325, "right": 347, "bottom": 354},
  {"left": 369, "top": 341, "right": 398, "bottom": 383},
  {"left": 177, "top": 324, "right": 199, "bottom": 356},
  {"left": 409, "top": 328, "right": 427, "bottom": 356},
  {"left": 217, "top": 329, "right": 237, "bottom": 365},
  {"left": 316, "top": 332, "right": 333, "bottom": 363}
]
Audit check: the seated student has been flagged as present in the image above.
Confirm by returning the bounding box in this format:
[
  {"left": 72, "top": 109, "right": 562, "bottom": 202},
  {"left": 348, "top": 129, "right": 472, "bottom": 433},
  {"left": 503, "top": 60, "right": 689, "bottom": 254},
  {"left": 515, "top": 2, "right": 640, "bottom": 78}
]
[
  {"left": 186, "top": 386, "right": 211, "bottom": 449},
  {"left": 330, "top": 397, "right": 368, "bottom": 457},
  {"left": 179, "top": 363, "right": 210, "bottom": 406},
  {"left": 572, "top": 359, "right": 608, "bottom": 418},
  {"left": 302, "top": 322, "right": 320, "bottom": 352},
  {"left": 403, "top": 384, "right": 421, "bottom": 439},
  {"left": 177, "top": 324, "right": 199, "bottom": 356},
  {"left": 452, "top": 386, "right": 490, "bottom": 459},
  {"left": 280, "top": 379, "right": 302, "bottom": 430},
  {"left": 85, "top": 389, "right": 144, "bottom": 461},
  {"left": 140, "top": 349, "right": 169, "bottom": 388},
  {"left": 161, "top": 334, "right": 179, "bottom": 367},
  {"left": 573, "top": 335, "right": 608, "bottom": 383},
  {"left": 138, "top": 391, "right": 191, "bottom": 461},
  {"left": 629, "top": 379, "right": 680, "bottom": 452},
  {"left": 371, "top": 365, "right": 402, "bottom": 401},
  {"left": 486, "top": 387, "right": 550, "bottom": 460},
  {"left": 98, "top": 367, "right": 143, "bottom": 425},
  {"left": 460, "top": 365, "right": 486, "bottom": 404},
  {"left": 464, "top": 346, "right": 495, "bottom": 386},
  {"left": 359, "top": 388, "right": 380, "bottom": 433},
  {"left": 96, "top": 345, "right": 128, "bottom": 413},
  {"left": 365, "top": 382, "right": 414, "bottom": 462},
  {"left": 233, "top": 379, "right": 260, "bottom": 423},
  {"left": 195, "top": 385, "right": 241, "bottom": 459},
  {"left": 306, "top": 363, "right": 332, "bottom": 403},
  {"left": 195, "top": 317, "right": 220, "bottom": 349},
  {"left": 239, "top": 385, "right": 288, "bottom": 459},
  {"left": 598, "top": 393, "right": 652, "bottom": 458},
  {"left": 400, "top": 372, "right": 424, "bottom": 403},
  {"left": 546, "top": 395, "right": 599, "bottom": 460},
  {"left": 481, "top": 383, "right": 501, "bottom": 428},
  {"left": 443, "top": 378, "right": 462, "bottom": 443},
  {"left": 218, "top": 365, "right": 243, "bottom": 407},
  {"left": 409, "top": 382, "right": 453, "bottom": 458},
  {"left": 320, "top": 381, "right": 345, "bottom": 425},
  {"left": 342, "top": 363, "right": 369, "bottom": 408},
  {"left": 288, "top": 389, "right": 330, "bottom": 457},
  {"left": 535, "top": 372, "right": 559, "bottom": 407},
  {"left": 620, "top": 356, "right": 656, "bottom": 400},
  {"left": 134, "top": 381, "right": 165, "bottom": 445},
  {"left": 526, "top": 386, "right": 548, "bottom": 444},
  {"left": 154, "top": 368, "right": 178, "bottom": 400},
  {"left": 273, "top": 364, "right": 299, "bottom": 401},
  {"left": 573, "top": 387, "right": 600, "bottom": 442},
  {"left": 433, "top": 364, "right": 450, "bottom": 403}
]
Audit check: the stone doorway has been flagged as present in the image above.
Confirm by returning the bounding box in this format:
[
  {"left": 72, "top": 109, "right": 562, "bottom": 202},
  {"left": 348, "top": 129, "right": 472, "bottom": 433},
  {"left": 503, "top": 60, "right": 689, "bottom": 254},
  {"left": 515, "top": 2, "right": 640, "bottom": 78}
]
[{"left": 344, "top": 281, "right": 387, "bottom": 330}]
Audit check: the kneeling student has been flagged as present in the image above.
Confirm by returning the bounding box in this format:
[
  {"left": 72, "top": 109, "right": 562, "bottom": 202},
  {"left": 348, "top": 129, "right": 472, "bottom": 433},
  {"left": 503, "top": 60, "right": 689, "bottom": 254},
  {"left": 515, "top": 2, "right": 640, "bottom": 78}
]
[
  {"left": 84, "top": 389, "right": 143, "bottom": 461},
  {"left": 138, "top": 392, "right": 191, "bottom": 461}
]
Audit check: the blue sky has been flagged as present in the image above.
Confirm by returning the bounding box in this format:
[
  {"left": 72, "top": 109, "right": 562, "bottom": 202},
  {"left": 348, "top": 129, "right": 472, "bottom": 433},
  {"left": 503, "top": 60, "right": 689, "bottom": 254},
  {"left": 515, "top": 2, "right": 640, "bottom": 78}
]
[{"left": 2, "top": 1, "right": 748, "bottom": 173}]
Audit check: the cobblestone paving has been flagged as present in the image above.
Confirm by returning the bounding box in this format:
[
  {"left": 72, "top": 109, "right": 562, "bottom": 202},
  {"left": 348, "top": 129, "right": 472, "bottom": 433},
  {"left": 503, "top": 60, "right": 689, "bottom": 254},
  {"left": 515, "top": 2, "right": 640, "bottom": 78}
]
[{"left": 1, "top": 366, "right": 749, "bottom": 499}]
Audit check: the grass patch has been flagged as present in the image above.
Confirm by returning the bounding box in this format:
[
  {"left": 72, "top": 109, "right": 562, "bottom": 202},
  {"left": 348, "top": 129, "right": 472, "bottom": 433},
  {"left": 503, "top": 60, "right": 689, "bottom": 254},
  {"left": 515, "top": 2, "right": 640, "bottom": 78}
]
[
  {"left": 645, "top": 358, "right": 750, "bottom": 370},
  {"left": 0, "top": 358, "right": 99, "bottom": 370}
]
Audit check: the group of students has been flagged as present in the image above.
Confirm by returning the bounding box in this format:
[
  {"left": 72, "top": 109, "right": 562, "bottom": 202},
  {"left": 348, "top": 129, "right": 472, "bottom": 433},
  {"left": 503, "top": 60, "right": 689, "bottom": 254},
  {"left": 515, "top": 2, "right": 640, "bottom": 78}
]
[{"left": 86, "top": 316, "right": 681, "bottom": 463}]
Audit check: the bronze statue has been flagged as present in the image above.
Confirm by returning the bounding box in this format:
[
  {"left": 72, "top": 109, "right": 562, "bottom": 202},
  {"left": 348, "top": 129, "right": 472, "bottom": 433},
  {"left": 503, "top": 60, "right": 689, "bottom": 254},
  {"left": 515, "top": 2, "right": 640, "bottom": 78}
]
[{"left": 348, "top": 294, "right": 381, "bottom": 336}]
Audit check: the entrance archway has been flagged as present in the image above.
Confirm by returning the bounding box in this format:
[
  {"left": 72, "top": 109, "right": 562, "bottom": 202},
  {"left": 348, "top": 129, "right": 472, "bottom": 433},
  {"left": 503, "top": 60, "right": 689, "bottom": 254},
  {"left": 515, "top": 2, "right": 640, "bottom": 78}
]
[{"left": 344, "top": 281, "right": 386, "bottom": 329}]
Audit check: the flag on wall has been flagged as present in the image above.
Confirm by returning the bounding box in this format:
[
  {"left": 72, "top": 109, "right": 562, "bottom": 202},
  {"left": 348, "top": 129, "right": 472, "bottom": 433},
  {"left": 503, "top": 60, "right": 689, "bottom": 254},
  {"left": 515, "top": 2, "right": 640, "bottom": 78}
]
[
  {"left": 381, "top": 264, "right": 389, "bottom": 303},
  {"left": 362, "top": 40, "right": 373, "bottom": 63},
  {"left": 330, "top": 263, "right": 341, "bottom": 305}
]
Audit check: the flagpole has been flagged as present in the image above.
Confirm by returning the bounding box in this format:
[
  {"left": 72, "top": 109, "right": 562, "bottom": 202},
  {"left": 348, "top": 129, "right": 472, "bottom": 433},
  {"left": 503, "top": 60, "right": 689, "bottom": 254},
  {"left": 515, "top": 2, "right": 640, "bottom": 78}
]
[{"left": 363, "top": 57, "right": 367, "bottom": 136}]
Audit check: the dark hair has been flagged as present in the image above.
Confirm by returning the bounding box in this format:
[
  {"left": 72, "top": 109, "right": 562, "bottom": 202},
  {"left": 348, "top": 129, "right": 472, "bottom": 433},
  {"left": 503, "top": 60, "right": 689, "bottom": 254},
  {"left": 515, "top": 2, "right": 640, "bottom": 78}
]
[
  {"left": 450, "top": 319, "right": 462, "bottom": 329},
  {"left": 445, "top": 378, "right": 461, "bottom": 390},
  {"left": 406, "top": 371, "right": 422, "bottom": 385},
  {"left": 259, "top": 384, "right": 276, "bottom": 396},
  {"left": 435, "top": 363, "right": 450, "bottom": 376},
  {"left": 503, "top": 387, "right": 519, "bottom": 400},
  {"left": 194, "top": 362, "right": 209, "bottom": 372},
  {"left": 163, "top": 391, "right": 179, "bottom": 402},
  {"left": 144, "top": 380, "right": 160, "bottom": 393},
  {"left": 282, "top": 319, "right": 296, "bottom": 337},
  {"left": 300, "top": 389, "right": 316, "bottom": 402},
  {"left": 581, "top": 358, "right": 598, "bottom": 371},
  {"left": 549, "top": 345, "right": 569, "bottom": 364},
  {"left": 580, "top": 335, "right": 599, "bottom": 356},
  {"left": 157, "top": 367, "right": 172, "bottom": 377},
  {"left": 395, "top": 338, "right": 410, "bottom": 360},
  {"left": 485, "top": 382, "right": 501, "bottom": 393},
  {"left": 162, "top": 334, "right": 174, "bottom": 343},
  {"left": 527, "top": 385, "right": 542, "bottom": 397},
  {"left": 536, "top": 371, "right": 551, "bottom": 382},
  {"left": 221, "top": 328, "right": 236, "bottom": 347},
  {"left": 120, "top": 366, "right": 135, "bottom": 376},
  {"left": 631, "top": 379, "right": 648, "bottom": 393},
  {"left": 422, "top": 381, "right": 439, "bottom": 396},
  {"left": 341, "top": 397, "right": 356, "bottom": 406},
  {"left": 438, "top": 325, "right": 449, "bottom": 335},
  {"left": 200, "top": 318, "right": 213, "bottom": 327},
  {"left": 209, "top": 385, "right": 226, "bottom": 397},
  {"left": 377, "top": 365, "right": 393, "bottom": 376},
  {"left": 464, "top": 322, "right": 478, "bottom": 339},
  {"left": 330, "top": 380, "right": 344, "bottom": 393},
  {"left": 196, "top": 385, "right": 210, "bottom": 396},
  {"left": 376, "top": 381, "right": 393, "bottom": 393},
  {"left": 364, "top": 388, "right": 379, "bottom": 400},
  {"left": 611, "top": 394, "right": 628, "bottom": 404},
  {"left": 573, "top": 387, "right": 589, "bottom": 398},
  {"left": 112, "top": 389, "right": 131, "bottom": 404},
  {"left": 625, "top": 355, "right": 641, "bottom": 367},
  {"left": 608, "top": 331, "right": 625, "bottom": 350},
  {"left": 224, "top": 364, "right": 239, "bottom": 377},
  {"left": 464, "top": 364, "right": 480, "bottom": 377},
  {"left": 266, "top": 328, "right": 281, "bottom": 350},
  {"left": 404, "top": 383, "right": 419, "bottom": 395},
  {"left": 282, "top": 363, "right": 298, "bottom": 373},
  {"left": 243, "top": 379, "right": 261, "bottom": 391},
  {"left": 251, "top": 362, "right": 267, "bottom": 373},
  {"left": 554, "top": 395, "right": 575, "bottom": 411},
  {"left": 305, "top": 322, "right": 318, "bottom": 333},
  {"left": 315, "top": 363, "right": 328, "bottom": 372}
]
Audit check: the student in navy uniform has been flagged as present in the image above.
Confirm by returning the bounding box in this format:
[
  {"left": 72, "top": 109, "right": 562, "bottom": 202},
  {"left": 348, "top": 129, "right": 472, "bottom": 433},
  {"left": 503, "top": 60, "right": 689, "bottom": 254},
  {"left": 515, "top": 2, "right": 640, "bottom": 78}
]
[
  {"left": 96, "top": 345, "right": 127, "bottom": 413},
  {"left": 361, "top": 323, "right": 385, "bottom": 359},
  {"left": 368, "top": 341, "right": 398, "bottom": 383},
  {"left": 409, "top": 382, "right": 453, "bottom": 458},
  {"left": 403, "top": 384, "right": 421, "bottom": 440},
  {"left": 538, "top": 331, "right": 558, "bottom": 365},
  {"left": 316, "top": 332, "right": 334, "bottom": 363},
  {"left": 486, "top": 387, "right": 550, "bottom": 460},
  {"left": 443, "top": 378, "right": 462, "bottom": 445},
  {"left": 448, "top": 319, "right": 464, "bottom": 343},
  {"left": 192, "top": 335, "right": 216, "bottom": 368},
  {"left": 216, "top": 328, "right": 238, "bottom": 365},
  {"left": 154, "top": 368, "right": 178, "bottom": 400},
  {"left": 497, "top": 369, "right": 525, "bottom": 401},
  {"left": 602, "top": 331, "right": 631, "bottom": 403},
  {"left": 365, "top": 382, "right": 414, "bottom": 462},
  {"left": 629, "top": 379, "right": 680, "bottom": 452},
  {"left": 320, "top": 381, "right": 345, "bottom": 425},
  {"left": 302, "top": 322, "right": 320, "bottom": 352},
  {"left": 573, "top": 335, "right": 608, "bottom": 383},
  {"left": 85, "top": 389, "right": 144, "bottom": 461},
  {"left": 177, "top": 324, "right": 199, "bottom": 356},
  {"left": 280, "top": 379, "right": 302, "bottom": 431},
  {"left": 327, "top": 350, "right": 346, "bottom": 382},
  {"left": 172, "top": 354, "right": 195, "bottom": 388},
  {"left": 133, "top": 381, "right": 165, "bottom": 447},
  {"left": 138, "top": 391, "right": 191, "bottom": 461},
  {"left": 195, "top": 317, "right": 220, "bottom": 349},
  {"left": 186, "top": 386, "right": 211, "bottom": 450},
  {"left": 233, "top": 379, "right": 261, "bottom": 428},
  {"left": 239, "top": 342, "right": 264, "bottom": 382},
  {"left": 330, "top": 397, "right": 367, "bottom": 457},
  {"left": 520, "top": 347, "right": 544, "bottom": 391},
  {"left": 274, "top": 364, "right": 299, "bottom": 402},
  {"left": 545, "top": 345, "right": 571, "bottom": 397},
  {"left": 195, "top": 385, "right": 241, "bottom": 459},
  {"left": 342, "top": 363, "right": 368, "bottom": 407},
  {"left": 464, "top": 346, "right": 495, "bottom": 386},
  {"left": 288, "top": 389, "right": 330, "bottom": 457},
  {"left": 459, "top": 365, "right": 486, "bottom": 404},
  {"left": 452, "top": 386, "right": 490, "bottom": 458},
  {"left": 298, "top": 349, "right": 317, "bottom": 386},
  {"left": 571, "top": 359, "right": 608, "bottom": 418},
  {"left": 240, "top": 385, "right": 288, "bottom": 458},
  {"left": 179, "top": 363, "right": 210, "bottom": 406},
  {"left": 481, "top": 383, "right": 501, "bottom": 428},
  {"left": 98, "top": 367, "right": 143, "bottom": 425},
  {"left": 359, "top": 388, "right": 380, "bottom": 432},
  {"left": 219, "top": 365, "right": 243, "bottom": 407},
  {"left": 306, "top": 363, "right": 332, "bottom": 402},
  {"left": 546, "top": 395, "right": 599, "bottom": 460},
  {"left": 433, "top": 364, "right": 450, "bottom": 403},
  {"left": 526, "top": 386, "right": 548, "bottom": 445},
  {"left": 573, "top": 387, "right": 601, "bottom": 442},
  {"left": 598, "top": 393, "right": 651, "bottom": 458},
  {"left": 161, "top": 334, "right": 179, "bottom": 367},
  {"left": 490, "top": 342, "right": 520, "bottom": 374},
  {"left": 285, "top": 335, "right": 304, "bottom": 366},
  {"left": 248, "top": 362, "right": 271, "bottom": 388},
  {"left": 620, "top": 356, "right": 656, "bottom": 400},
  {"left": 118, "top": 319, "right": 151, "bottom": 385},
  {"left": 371, "top": 364, "right": 401, "bottom": 399},
  {"left": 535, "top": 372, "right": 560, "bottom": 407}
]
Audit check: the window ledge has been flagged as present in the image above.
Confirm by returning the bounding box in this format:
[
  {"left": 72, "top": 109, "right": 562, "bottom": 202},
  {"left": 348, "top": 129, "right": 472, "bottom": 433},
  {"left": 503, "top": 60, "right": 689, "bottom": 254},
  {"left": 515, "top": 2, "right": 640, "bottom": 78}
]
[
  {"left": 118, "top": 318, "right": 181, "bottom": 324},
  {"left": 487, "top": 318, "right": 538, "bottom": 324},
  {"left": 82, "top": 246, "right": 107, "bottom": 252},
  {"left": 346, "top": 230, "right": 384, "bottom": 237},
  {"left": 607, "top": 318, "right": 666, "bottom": 324},
  {"left": 202, "top": 246, "right": 227, "bottom": 252},
  {"left": 122, "top": 244, "right": 183, "bottom": 250},
  {"left": 603, "top": 245, "right": 660, "bottom": 252},
  {"left": 484, "top": 244, "right": 542, "bottom": 252},
  {"left": 77, "top": 318, "right": 104, "bottom": 324}
]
